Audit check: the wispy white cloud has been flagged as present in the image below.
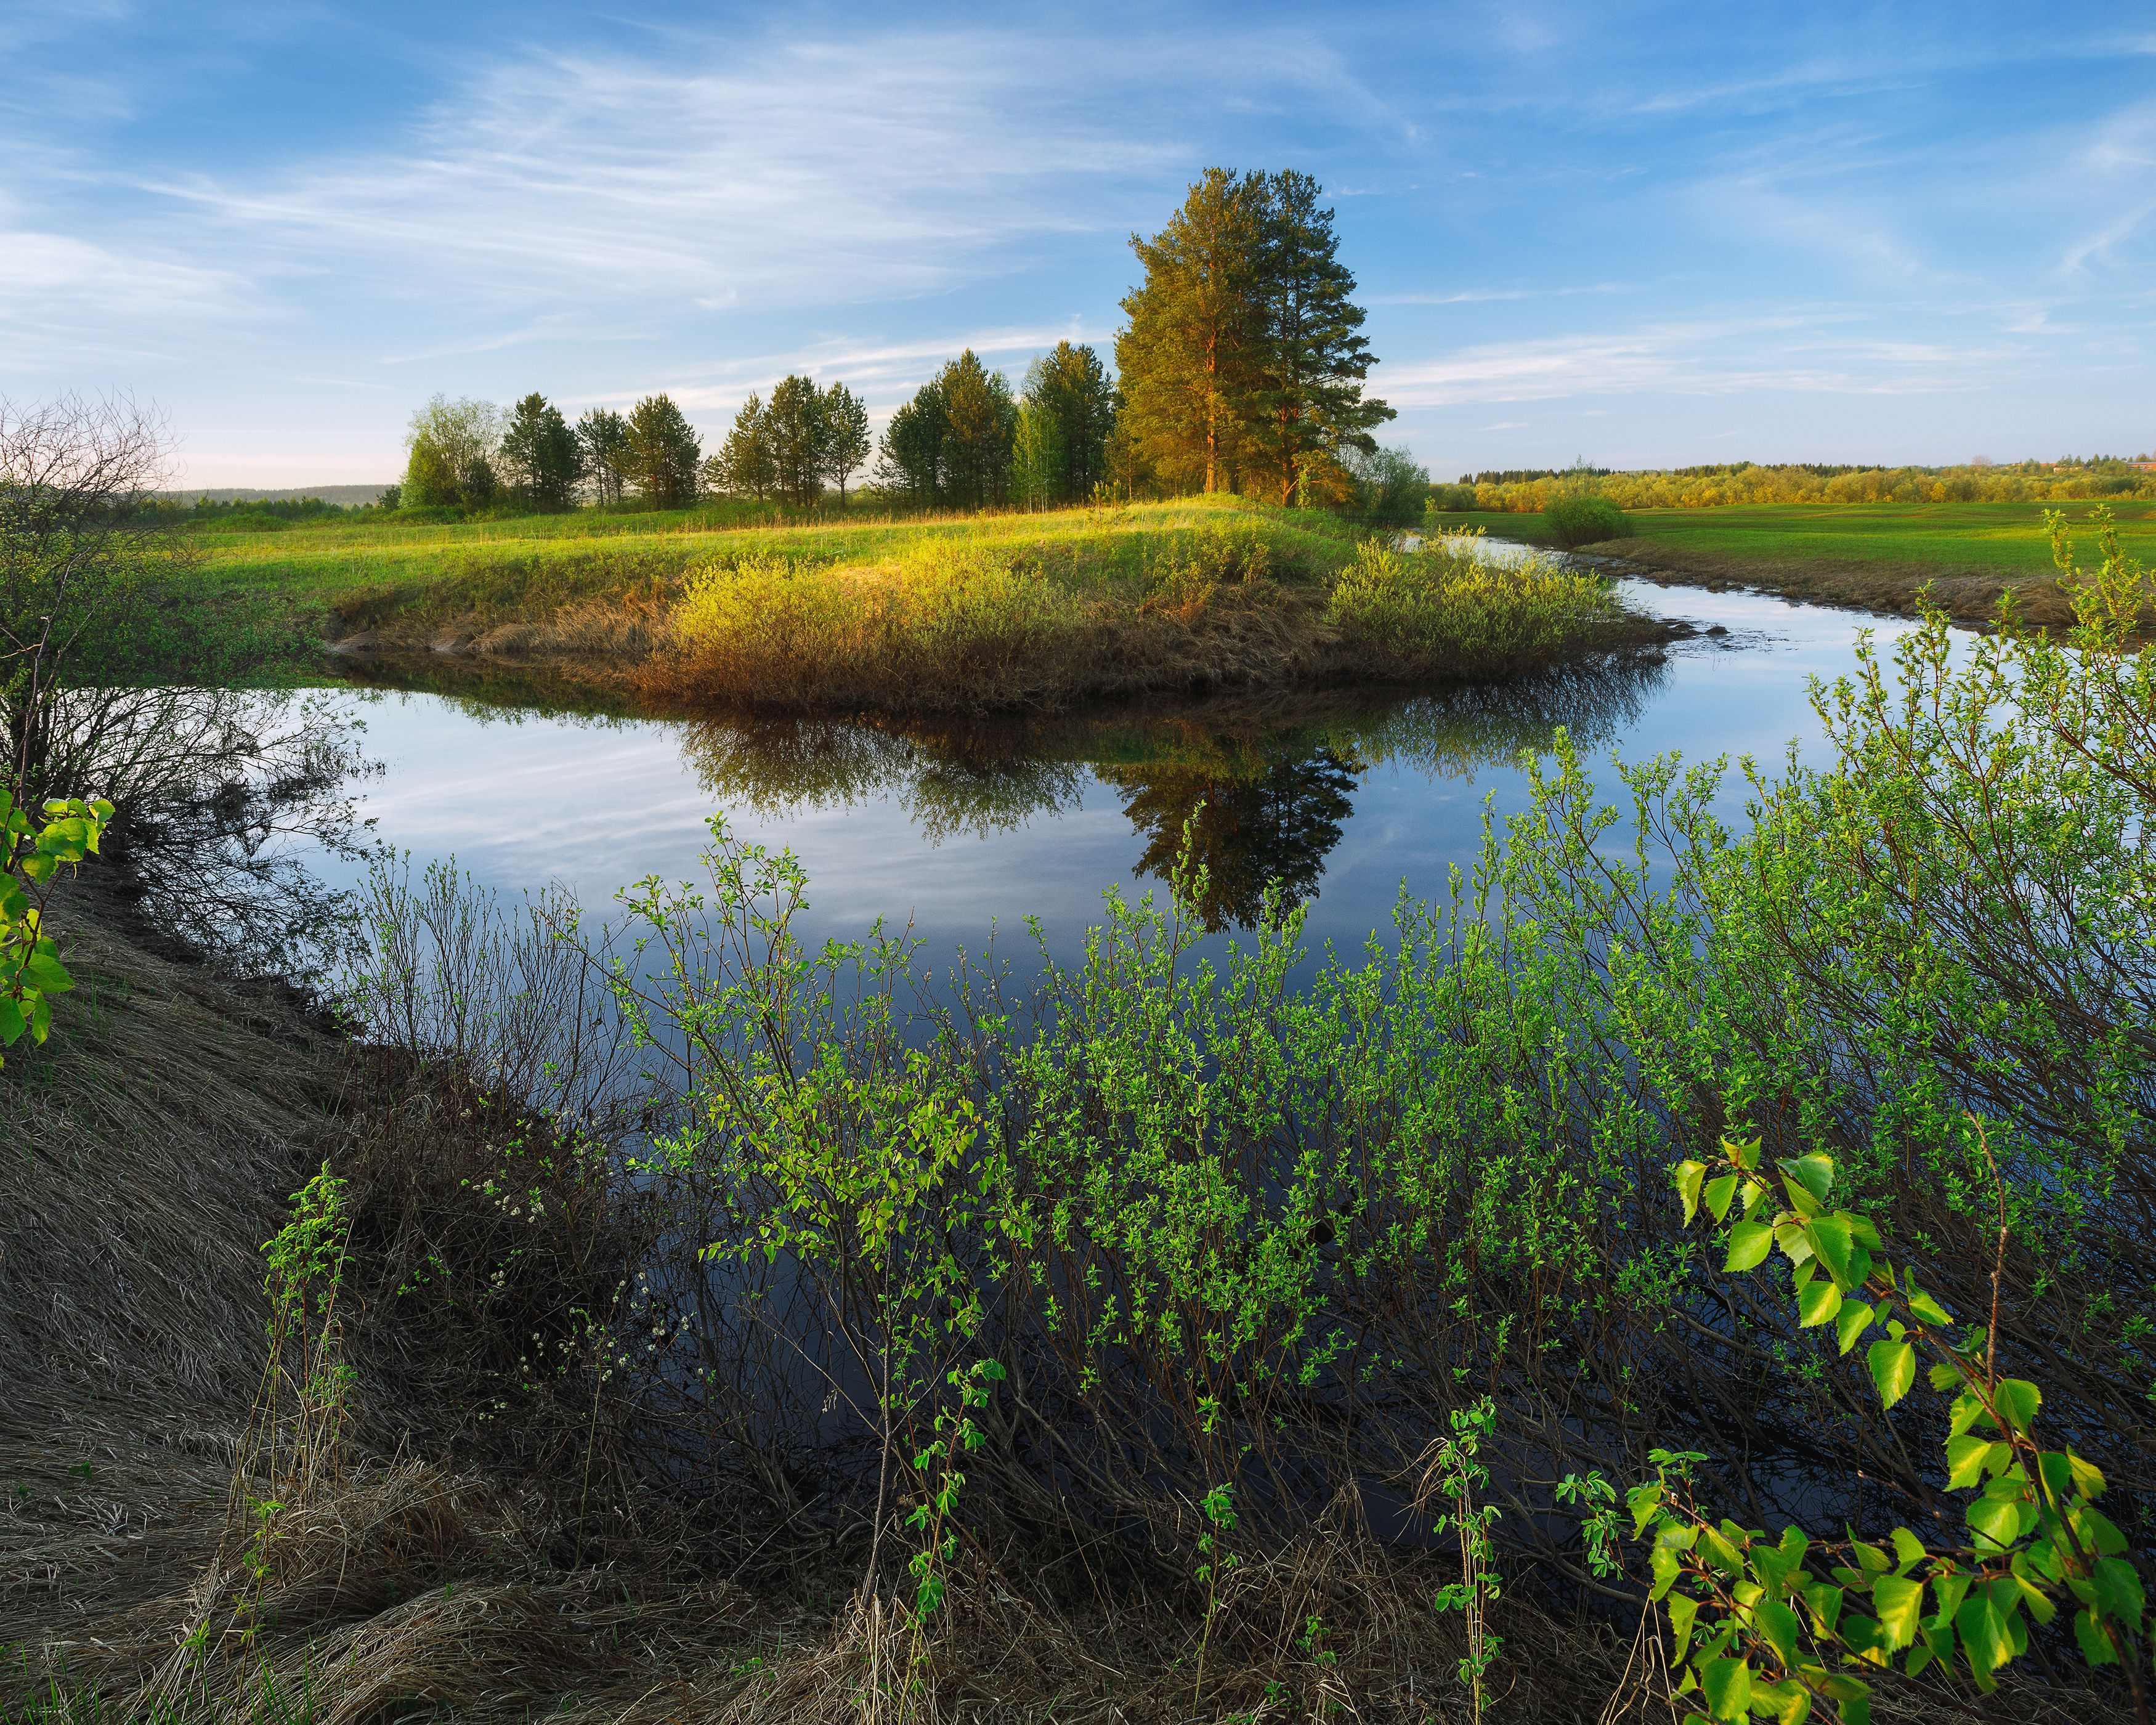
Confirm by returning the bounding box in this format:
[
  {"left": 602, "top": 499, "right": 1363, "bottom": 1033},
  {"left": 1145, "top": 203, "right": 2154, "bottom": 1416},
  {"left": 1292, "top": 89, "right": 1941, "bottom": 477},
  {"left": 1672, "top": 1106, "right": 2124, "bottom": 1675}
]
[
  {"left": 0, "top": 214, "right": 257, "bottom": 367},
  {"left": 139, "top": 28, "right": 1361, "bottom": 325},
  {"left": 1375, "top": 283, "right": 1634, "bottom": 306},
  {"left": 1379, "top": 319, "right": 2019, "bottom": 408}
]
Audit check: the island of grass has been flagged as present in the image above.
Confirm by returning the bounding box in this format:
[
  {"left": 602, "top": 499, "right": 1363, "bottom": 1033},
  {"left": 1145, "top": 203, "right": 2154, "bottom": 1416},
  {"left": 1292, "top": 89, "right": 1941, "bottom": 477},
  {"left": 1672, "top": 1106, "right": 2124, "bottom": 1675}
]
[
  {"left": 1438, "top": 499, "right": 2156, "bottom": 625},
  {"left": 153, "top": 496, "right": 1667, "bottom": 713}
]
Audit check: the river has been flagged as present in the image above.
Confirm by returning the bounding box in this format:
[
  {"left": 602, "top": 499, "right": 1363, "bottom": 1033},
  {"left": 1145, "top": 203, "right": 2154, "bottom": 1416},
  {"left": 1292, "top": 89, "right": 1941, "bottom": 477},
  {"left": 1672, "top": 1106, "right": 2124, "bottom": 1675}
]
[{"left": 309, "top": 573, "right": 1916, "bottom": 967}]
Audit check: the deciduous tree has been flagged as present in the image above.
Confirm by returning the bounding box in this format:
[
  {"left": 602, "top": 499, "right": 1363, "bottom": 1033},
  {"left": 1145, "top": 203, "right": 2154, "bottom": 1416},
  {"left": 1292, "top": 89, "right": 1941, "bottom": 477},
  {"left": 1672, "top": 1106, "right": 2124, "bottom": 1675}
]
[
  {"left": 765, "top": 375, "right": 829, "bottom": 506},
  {"left": 821, "top": 383, "right": 870, "bottom": 506},
  {"left": 575, "top": 408, "right": 631, "bottom": 506},
  {"left": 402, "top": 395, "right": 502, "bottom": 509}
]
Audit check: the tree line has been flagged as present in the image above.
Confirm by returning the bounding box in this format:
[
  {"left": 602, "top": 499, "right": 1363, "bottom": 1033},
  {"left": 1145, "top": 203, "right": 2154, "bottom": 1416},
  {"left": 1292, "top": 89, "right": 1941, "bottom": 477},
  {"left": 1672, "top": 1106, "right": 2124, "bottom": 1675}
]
[{"left": 396, "top": 168, "right": 1400, "bottom": 518}]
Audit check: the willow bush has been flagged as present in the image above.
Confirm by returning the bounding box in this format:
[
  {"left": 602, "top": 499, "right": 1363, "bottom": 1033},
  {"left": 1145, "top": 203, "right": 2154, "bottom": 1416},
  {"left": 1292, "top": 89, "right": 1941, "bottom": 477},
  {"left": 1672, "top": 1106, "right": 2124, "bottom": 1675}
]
[{"left": 561, "top": 510, "right": 2152, "bottom": 1708}]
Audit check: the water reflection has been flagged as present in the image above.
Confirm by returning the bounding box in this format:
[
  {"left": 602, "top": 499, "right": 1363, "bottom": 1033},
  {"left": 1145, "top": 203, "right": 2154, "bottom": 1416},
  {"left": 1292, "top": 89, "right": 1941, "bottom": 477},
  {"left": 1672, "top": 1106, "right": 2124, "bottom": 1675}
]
[{"left": 668, "top": 654, "right": 1666, "bottom": 930}]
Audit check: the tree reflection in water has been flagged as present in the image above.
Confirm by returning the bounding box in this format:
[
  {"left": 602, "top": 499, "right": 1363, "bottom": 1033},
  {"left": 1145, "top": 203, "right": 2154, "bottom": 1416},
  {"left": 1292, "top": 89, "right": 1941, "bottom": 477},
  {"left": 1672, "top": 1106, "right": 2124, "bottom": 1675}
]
[{"left": 1102, "top": 744, "right": 1362, "bottom": 930}]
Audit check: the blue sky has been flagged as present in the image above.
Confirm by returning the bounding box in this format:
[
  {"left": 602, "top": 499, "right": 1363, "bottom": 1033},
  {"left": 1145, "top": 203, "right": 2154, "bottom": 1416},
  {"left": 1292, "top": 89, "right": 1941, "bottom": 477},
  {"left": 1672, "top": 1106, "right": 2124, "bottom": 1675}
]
[{"left": 6, "top": 1, "right": 2153, "bottom": 485}]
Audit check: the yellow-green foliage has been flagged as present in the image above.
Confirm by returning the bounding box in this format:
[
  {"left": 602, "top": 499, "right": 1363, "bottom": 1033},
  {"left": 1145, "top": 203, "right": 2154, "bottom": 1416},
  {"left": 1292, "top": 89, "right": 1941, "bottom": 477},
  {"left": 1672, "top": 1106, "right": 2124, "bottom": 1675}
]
[
  {"left": 671, "top": 541, "right": 1099, "bottom": 710},
  {"left": 664, "top": 503, "right": 1632, "bottom": 712},
  {"left": 659, "top": 500, "right": 1367, "bottom": 712},
  {"left": 1324, "top": 535, "right": 1621, "bottom": 680},
  {"left": 1467, "top": 460, "right": 2156, "bottom": 513}
]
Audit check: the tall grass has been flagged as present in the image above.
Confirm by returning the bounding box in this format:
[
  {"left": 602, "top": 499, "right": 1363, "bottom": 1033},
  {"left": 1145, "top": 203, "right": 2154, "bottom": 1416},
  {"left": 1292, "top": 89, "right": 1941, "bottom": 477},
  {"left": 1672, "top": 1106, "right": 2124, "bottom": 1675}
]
[
  {"left": 660, "top": 506, "right": 1631, "bottom": 713},
  {"left": 1324, "top": 534, "right": 1623, "bottom": 678}
]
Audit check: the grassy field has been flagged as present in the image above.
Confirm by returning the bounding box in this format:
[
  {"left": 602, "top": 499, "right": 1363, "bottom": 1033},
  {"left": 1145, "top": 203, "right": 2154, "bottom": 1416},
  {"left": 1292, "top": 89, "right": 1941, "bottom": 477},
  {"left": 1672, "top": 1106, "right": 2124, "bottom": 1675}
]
[
  {"left": 1438, "top": 499, "right": 2156, "bottom": 623},
  {"left": 144, "top": 497, "right": 1644, "bottom": 712}
]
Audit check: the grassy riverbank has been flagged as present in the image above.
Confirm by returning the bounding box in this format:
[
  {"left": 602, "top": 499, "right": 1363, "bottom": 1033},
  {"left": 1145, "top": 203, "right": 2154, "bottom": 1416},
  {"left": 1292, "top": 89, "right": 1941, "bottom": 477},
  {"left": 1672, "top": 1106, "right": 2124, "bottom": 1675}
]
[
  {"left": 10, "top": 570, "right": 2154, "bottom": 1720},
  {"left": 17, "top": 586, "right": 2156, "bottom": 1716},
  {"left": 137, "top": 497, "right": 1655, "bottom": 712},
  {"left": 1445, "top": 499, "right": 2156, "bottom": 623}
]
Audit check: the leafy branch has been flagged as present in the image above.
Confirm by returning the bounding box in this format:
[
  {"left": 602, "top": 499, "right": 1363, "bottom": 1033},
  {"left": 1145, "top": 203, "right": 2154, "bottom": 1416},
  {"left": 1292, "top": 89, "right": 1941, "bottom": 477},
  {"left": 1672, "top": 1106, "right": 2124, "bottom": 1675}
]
[{"left": 1623, "top": 1136, "right": 2150, "bottom": 1724}]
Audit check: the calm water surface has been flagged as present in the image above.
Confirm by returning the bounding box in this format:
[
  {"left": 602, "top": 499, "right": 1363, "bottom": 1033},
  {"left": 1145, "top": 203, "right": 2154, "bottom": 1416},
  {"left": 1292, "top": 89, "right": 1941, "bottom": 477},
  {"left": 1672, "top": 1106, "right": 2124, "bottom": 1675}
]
[{"left": 317, "top": 577, "right": 1918, "bottom": 968}]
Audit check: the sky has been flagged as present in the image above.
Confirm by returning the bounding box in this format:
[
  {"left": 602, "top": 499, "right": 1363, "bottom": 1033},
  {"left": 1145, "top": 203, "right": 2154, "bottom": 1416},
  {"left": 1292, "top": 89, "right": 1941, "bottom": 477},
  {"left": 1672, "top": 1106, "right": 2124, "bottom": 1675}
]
[{"left": 5, "top": 1, "right": 2153, "bottom": 487}]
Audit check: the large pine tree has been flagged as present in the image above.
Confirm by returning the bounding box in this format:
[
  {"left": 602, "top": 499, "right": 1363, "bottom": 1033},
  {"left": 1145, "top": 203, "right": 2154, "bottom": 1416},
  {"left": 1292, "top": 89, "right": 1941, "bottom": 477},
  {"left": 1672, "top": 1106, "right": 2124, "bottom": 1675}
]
[
  {"left": 1246, "top": 171, "right": 1392, "bottom": 506},
  {"left": 1115, "top": 170, "right": 1388, "bottom": 503},
  {"left": 1116, "top": 168, "right": 1265, "bottom": 495}
]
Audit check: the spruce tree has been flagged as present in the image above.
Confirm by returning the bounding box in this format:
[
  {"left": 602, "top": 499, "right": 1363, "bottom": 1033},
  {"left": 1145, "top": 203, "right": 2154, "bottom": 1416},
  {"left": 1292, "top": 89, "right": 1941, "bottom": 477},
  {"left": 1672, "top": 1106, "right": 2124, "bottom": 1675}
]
[
  {"left": 1030, "top": 341, "right": 1117, "bottom": 501},
  {"left": 936, "top": 350, "right": 1016, "bottom": 509},
  {"left": 876, "top": 383, "right": 946, "bottom": 507}
]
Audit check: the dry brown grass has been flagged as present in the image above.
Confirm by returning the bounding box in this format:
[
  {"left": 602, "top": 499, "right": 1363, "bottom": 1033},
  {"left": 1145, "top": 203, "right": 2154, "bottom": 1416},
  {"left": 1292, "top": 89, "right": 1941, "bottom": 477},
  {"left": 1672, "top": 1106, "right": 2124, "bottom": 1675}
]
[{"left": 0, "top": 891, "right": 2093, "bottom": 1724}]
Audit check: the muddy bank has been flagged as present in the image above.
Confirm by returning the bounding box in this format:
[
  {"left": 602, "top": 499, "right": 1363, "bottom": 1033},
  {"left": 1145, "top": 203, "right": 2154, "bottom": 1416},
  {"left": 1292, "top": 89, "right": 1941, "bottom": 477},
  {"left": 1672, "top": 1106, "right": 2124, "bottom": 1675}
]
[{"left": 1571, "top": 538, "right": 2081, "bottom": 628}]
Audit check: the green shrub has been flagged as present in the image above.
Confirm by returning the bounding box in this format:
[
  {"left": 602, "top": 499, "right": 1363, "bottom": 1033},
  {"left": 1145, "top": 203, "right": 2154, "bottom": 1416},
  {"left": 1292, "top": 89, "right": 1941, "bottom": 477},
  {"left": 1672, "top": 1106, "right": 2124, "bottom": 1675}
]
[
  {"left": 575, "top": 514, "right": 2155, "bottom": 1716},
  {"left": 1542, "top": 493, "right": 1633, "bottom": 548},
  {"left": 1425, "top": 484, "right": 1478, "bottom": 514},
  {"left": 1323, "top": 537, "right": 1620, "bottom": 676}
]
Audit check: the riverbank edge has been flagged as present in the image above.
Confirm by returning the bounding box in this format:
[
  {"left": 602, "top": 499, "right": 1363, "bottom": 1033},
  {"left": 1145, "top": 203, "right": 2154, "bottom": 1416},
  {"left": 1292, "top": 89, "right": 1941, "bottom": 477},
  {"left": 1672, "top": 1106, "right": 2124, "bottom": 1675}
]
[
  {"left": 0, "top": 888, "right": 1663, "bottom": 1724},
  {"left": 1568, "top": 537, "right": 2079, "bottom": 628}
]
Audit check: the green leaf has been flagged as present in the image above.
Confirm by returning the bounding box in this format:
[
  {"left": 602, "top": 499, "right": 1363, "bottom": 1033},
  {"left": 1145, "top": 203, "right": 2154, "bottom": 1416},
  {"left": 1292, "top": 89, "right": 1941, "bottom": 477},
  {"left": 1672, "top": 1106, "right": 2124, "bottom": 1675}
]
[
  {"left": 1807, "top": 1214, "right": 1856, "bottom": 1287},
  {"left": 2073, "top": 1608, "right": 2120, "bottom": 1666},
  {"left": 1992, "top": 1379, "right": 2041, "bottom": 1434},
  {"left": 1700, "top": 1524, "right": 1746, "bottom": 1576},
  {"left": 1871, "top": 1575, "right": 1923, "bottom": 1650},
  {"left": 1953, "top": 1596, "right": 2012, "bottom": 1676},
  {"left": 1834, "top": 1300, "right": 1874, "bottom": 1355},
  {"left": 2093, "top": 1556, "right": 2146, "bottom": 1620},
  {"left": 1677, "top": 1161, "right": 1708, "bottom": 1225},
  {"left": 1966, "top": 1495, "right": 2020, "bottom": 1551},
  {"left": 20, "top": 954, "right": 70, "bottom": 994},
  {"left": 1704, "top": 1173, "right": 1740, "bottom": 1224},
  {"left": 0, "top": 995, "right": 24, "bottom": 1045},
  {"left": 1946, "top": 1435, "right": 2002, "bottom": 1489},
  {"left": 1930, "top": 1572, "right": 1971, "bottom": 1623},
  {"left": 1906, "top": 1286, "right": 1952, "bottom": 1326},
  {"left": 1667, "top": 1591, "right": 1700, "bottom": 1661},
  {"left": 1866, "top": 1340, "right": 1915, "bottom": 1410},
  {"left": 1725, "top": 1220, "right": 1774, "bottom": 1273},
  {"left": 1927, "top": 1361, "right": 1960, "bottom": 1391},
  {"left": 1888, "top": 1527, "right": 1925, "bottom": 1572},
  {"left": 1800, "top": 1582, "right": 1844, "bottom": 1636},
  {"left": 1754, "top": 1599, "right": 1803, "bottom": 1663},
  {"left": 1797, "top": 1277, "right": 1842, "bottom": 1328},
  {"left": 1701, "top": 1657, "right": 1751, "bottom": 1721},
  {"left": 1782, "top": 1153, "right": 1834, "bottom": 1205}
]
